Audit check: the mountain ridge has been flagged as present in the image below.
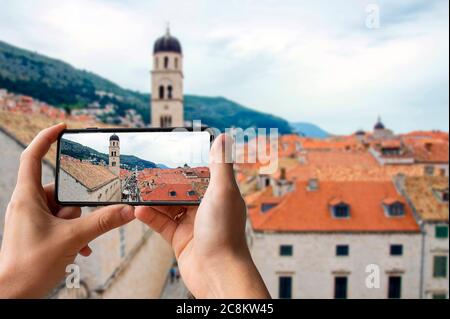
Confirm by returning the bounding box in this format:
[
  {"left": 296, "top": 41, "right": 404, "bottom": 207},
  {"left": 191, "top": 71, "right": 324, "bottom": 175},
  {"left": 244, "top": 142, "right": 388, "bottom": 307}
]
[
  {"left": 60, "top": 138, "right": 157, "bottom": 170},
  {"left": 290, "top": 122, "right": 330, "bottom": 139},
  {"left": 0, "top": 40, "right": 292, "bottom": 133}
]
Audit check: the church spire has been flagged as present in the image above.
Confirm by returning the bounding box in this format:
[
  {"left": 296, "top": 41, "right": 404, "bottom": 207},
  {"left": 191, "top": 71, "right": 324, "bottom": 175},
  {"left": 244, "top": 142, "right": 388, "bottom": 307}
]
[{"left": 165, "top": 22, "right": 171, "bottom": 37}]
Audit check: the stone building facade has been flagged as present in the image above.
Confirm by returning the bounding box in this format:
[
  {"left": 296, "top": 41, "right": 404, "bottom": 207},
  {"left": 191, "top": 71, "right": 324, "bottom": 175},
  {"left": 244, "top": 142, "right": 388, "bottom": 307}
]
[{"left": 248, "top": 231, "right": 422, "bottom": 299}]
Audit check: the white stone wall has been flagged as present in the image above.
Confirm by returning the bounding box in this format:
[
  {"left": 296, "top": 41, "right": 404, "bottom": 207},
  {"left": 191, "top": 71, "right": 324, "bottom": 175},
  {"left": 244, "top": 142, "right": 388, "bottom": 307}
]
[
  {"left": 0, "top": 130, "right": 54, "bottom": 241},
  {"left": 249, "top": 230, "right": 422, "bottom": 299},
  {"left": 58, "top": 170, "right": 121, "bottom": 202},
  {"left": 422, "top": 222, "right": 449, "bottom": 298}
]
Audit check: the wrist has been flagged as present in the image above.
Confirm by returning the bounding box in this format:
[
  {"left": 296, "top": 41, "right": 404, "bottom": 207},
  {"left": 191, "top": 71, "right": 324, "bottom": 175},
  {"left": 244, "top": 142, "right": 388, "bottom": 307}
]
[
  {"left": 201, "top": 249, "right": 271, "bottom": 299},
  {"left": 0, "top": 258, "right": 31, "bottom": 298}
]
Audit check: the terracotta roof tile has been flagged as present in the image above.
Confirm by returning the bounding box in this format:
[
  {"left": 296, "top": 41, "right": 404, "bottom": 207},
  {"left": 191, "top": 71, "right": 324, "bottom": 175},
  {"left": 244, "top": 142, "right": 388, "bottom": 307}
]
[
  {"left": 248, "top": 180, "right": 420, "bottom": 233},
  {"left": 403, "top": 176, "right": 449, "bottom": 222},
  {"left": 60, "top": 156, "right": 118, "bottom": 190}
]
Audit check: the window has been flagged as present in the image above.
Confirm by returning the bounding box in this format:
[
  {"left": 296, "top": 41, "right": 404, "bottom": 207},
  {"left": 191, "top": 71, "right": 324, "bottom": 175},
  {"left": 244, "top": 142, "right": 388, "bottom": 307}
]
[
  {"left": 436, "top": 225, "right": 449, "bottom": 239},
  {"left": 381, "top": 147, "right": 401, "bottom": 156},
  {"left": 187, "top": 190, "right": 196, "bottom": 196},
  {"left": 433, "top": 256, "right": 448, "bottom": 278},
  {"left": 279, "top": 276, "right": 292, "bottom": 299},
  {"left": 390, "top": 244, "right": 403, "bottom": 256},
  {"left": 333, "top": 204, "right": 350, "bottom": 218},
  {"left": 443, "top": 191, "right": 449, "bottom": 202},
  {"left": 261, "top": 203, "right": 277, "bottom": 213},
  {"left": 168, "top": 85, "right": 173, "bottom": 99},
  {"left": 112, "top": 162, "right": 116, "bottom": 167},
  {"left": 169, "top": 191, "right": 177, "bottom": 197},
  {"left": 175, "top": 57, "right": 178, "bottom": 69},
  {"left": 164, "top": 56, "right": 169, "bottom": 69},
  {"left": 336, "top": 245, "right": 349, "bottom": 256},
  {"left": 388, "top": 276, "right": 402, "bottom": 299},
  {"left": 387, "top": 203, "right": 405, "bottom": 217},
  {"left": 280, "top": 245, "right": 293, "bottom": 256},
  {"left": 160, "top": 116, "right": 172, "bottom": 128},
  {"left": 432, "top": 293, "right": 447, "bottom": 299},
  {"left": 159, "top": 85, "right": 165, "bottom": 99},
  {"left": 334, "top": 277, "right": 347, "bottom": 299},
  {"left": 425, "top": 165, "right": 435, "bottom": 176}
]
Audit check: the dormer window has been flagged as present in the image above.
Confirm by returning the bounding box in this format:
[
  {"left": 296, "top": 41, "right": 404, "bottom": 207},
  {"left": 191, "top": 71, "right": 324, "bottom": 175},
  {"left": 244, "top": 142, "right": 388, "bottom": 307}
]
[
  {"left": 384, "top": 201, "right": 405, "bottom": 217},
  {"left": 169, "top": 190, "right": 177, "bottom": 197},
  {"left": 333, "top": 204, "right": 350, "bottom": 218},
  {"left": 187, "top": 190, "right": 196, "bottom": 196},
  {"left": 261, "top": 203, "right": 277, "bottom": 213},
  {"left": 329, "top": 199, "right": 350, "bottom": 218},
  {"left": 433, "top": 188, "right": 449, "bottom": 203},
  {"left": 381, "top": 147, "right": 401, "bottom": 156},
  {"left": 307, "top": 178, "right": 319, "bottom": 192}
]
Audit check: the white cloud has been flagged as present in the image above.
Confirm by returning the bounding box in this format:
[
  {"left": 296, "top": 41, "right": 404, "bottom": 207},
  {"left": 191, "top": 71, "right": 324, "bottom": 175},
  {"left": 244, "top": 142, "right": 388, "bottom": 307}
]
[
  {"left": 62, "top": 131, "right": 210, "bottom": 167},
  {"left": 0, "top": 0, "right": 448, "bottom": 134}
]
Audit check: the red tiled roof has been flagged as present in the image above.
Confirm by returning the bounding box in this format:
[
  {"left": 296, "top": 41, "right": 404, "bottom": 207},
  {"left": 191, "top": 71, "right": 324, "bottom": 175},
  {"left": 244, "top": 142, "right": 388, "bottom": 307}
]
[
  {"left": 403, "top": 131, "right": 449, "bottom": 142},
  {"left": 406, "top": 139, "right": 449, "bottom": 164},
  {"left": 140, "top": 183, "right": 199, "bottom": 201},
  {"left": 247, "top": 180, "right": 420, "bottom": 233},
  {"left": 60, "top": 156, "right": 118, "bottom": 191}
]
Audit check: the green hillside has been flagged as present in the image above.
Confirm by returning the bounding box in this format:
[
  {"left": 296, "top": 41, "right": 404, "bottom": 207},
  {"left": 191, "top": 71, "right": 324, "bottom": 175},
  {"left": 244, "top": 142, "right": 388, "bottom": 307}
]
[
  {"left": 60, "top": 138, "right": 157, "bottom": 170},
  {"left": 0, "top": 40, "right": 292, "bottom": 133}
]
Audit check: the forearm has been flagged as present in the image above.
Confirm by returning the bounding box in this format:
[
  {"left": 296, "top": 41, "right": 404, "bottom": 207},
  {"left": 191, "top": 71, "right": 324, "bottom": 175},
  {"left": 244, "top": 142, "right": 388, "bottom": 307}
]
[
  {"left": 0, "top": 259, "right": 44, "bottom": 299},
  {"left": 203, "top": 251, "right": 271, "bottom": 299}
]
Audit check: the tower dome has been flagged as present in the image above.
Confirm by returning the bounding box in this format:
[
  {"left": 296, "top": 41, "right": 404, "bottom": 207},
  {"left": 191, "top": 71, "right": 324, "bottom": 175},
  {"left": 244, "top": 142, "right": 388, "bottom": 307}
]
[
  {"left": 374, "top": 117, "right": 385, "bottom": 130},
  {"left": 153, "top": 27, "right": 182, "bottom": 54},
  {"left": 110, "top": 134, "right": 119, "bottom": 141}
]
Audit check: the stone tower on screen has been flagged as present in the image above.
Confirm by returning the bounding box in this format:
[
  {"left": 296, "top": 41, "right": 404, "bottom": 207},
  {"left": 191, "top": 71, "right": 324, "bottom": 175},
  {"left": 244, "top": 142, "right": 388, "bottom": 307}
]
[
  {"left": 151, "top": 26, "right": 184, "bottom": 128},
  {"left": 109, "top": 134, "right": 120, "bottom": 176}
]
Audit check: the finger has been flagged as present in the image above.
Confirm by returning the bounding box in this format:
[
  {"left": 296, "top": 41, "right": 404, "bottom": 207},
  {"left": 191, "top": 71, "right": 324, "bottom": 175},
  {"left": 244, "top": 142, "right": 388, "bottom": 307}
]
[
  {"left": 150, "top": 205, "right": 188, "bottom": 219},
  {"left": 56, "top": 206, "right": 82, "bottom": 219},
  {"left": 79, "top": 245, "right": 92, "bottom": 257},
  {"left": 43, "top": 184, "right": 81, "bottom": 218},
  {"left": 72, "top": 205, "right": 135, "bottom": 244},
  {"left": 135, "top": 206, "right": 177, "bottom": 244},
  {"left": 43, "top": 183, "right": 62, "bottom": 214},
  {"left": 209, "top": 134, "right": 238, "bottom": 187},
  {"left": 18, "top": 123, "right": 66, "bottom": 187}
]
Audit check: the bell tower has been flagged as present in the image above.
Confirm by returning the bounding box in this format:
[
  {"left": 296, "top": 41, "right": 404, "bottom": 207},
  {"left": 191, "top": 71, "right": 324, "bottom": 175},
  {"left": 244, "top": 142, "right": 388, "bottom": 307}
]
[
  {"left": 109, "top": 134, "right": 120, "bottom": 176},
  {"left": 151, "top": 25, "right": 184, "bottom": 127}
]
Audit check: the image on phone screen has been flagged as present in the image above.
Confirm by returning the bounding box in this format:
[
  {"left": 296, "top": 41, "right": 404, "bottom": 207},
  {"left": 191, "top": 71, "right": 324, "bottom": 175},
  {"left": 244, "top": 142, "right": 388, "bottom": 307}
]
[{"left": 56, "top": 129, "right": 212, "bottom": 205}]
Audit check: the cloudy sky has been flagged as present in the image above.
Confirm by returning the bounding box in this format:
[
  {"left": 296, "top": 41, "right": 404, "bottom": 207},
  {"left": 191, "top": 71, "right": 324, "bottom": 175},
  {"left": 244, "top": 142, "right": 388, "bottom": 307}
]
[
  {"left": 63, "top": 131, "right": 210, "bottom": 167},
  {"left": 0, "top": 0, "right": 448, "bottom": 134}
]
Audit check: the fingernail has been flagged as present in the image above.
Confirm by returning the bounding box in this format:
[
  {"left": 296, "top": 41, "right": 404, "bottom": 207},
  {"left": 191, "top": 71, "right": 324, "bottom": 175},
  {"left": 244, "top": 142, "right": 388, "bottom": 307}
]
[{"left": 120, "top": 205, "right": 135, "bottom": 221}]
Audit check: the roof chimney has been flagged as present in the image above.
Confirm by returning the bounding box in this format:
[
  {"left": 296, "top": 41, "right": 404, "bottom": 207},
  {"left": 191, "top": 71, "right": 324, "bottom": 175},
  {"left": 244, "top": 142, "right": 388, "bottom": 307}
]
[
  {"left": 425, "top": 142, "right": 433, "bottom": 152},
  {"left": 307, "top": 178, "right": 319, "bottom": 192}
]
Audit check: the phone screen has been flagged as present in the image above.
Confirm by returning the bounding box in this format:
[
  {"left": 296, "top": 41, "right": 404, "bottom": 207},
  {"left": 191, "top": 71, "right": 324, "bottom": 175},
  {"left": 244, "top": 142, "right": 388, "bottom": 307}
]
[{"left": 56, "top": 129, "right": 212, "bottom": 206}]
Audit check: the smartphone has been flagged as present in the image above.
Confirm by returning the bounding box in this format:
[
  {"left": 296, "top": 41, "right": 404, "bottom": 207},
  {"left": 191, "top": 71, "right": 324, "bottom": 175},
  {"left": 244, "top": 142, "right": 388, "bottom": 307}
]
[{"left": 55, "top": 127, "right": 214, "bottom": 206}]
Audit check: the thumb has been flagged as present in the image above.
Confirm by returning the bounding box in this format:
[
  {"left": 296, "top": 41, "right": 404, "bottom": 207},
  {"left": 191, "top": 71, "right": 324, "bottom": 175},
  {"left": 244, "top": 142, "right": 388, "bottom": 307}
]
[
  {"left": 209, "top": 134, "right": 235, "bottom": 183},
  {"left": 73, "top": 205, "right": 135, "bottom": 244}
]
